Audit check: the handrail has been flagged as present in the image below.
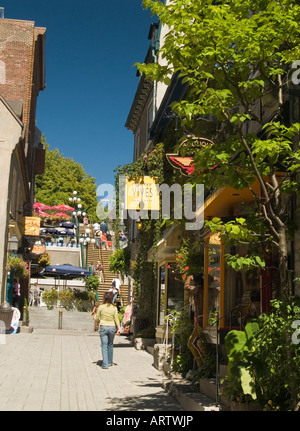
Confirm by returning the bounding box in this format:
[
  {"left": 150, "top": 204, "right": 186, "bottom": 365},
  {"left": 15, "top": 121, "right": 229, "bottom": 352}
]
[
  {"left": 163, "top": 303, "right": 191, "bottom": 361},
  {"left": 206, "top": 303, "right": 243, "bottom": 407}
]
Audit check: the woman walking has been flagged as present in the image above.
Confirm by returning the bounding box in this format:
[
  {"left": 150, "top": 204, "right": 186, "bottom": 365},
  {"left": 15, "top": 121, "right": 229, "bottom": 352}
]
[{"left": 95, "top": 292, "right": 121, "bottom": 369}]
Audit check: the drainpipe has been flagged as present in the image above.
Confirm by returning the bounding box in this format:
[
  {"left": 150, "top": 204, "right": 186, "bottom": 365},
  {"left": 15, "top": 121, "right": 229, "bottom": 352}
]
[{"left": 152, "top": 49, "right": 157, "bottom": 128}]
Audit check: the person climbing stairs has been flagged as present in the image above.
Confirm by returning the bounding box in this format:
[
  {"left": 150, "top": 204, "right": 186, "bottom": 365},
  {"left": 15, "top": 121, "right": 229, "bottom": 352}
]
[{"left": 86, "top": 242, "right": 128, "bottom": 305}]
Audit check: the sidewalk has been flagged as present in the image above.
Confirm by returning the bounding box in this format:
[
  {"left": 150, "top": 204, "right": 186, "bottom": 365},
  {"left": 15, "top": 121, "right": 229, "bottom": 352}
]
[{"left": 0, "top": 306, "right": 183, "bottom": 412}]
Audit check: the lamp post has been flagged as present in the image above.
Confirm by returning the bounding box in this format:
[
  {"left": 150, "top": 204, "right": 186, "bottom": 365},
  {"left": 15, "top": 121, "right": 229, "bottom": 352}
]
[
  {"left": 6, "top": 234, "right": 20, "bottom": 305},
  {"left": 69, "top": 191, "right": 89, "bottom": 268},
  {"left": 69, "top": 191, "right": 87, "bottom": 244},
  {"left": 79, "top": 228, "right": 96, "bottom": 269}
]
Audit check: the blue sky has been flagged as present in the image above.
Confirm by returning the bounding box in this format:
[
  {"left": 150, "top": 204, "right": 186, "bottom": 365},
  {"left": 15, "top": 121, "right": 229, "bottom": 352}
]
[{"left": 1, "top": 0, "right": 155, "bottom": 188}]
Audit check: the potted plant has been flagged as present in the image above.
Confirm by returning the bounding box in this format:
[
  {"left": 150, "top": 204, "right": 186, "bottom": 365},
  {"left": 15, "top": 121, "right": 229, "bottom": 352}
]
[
  {"left": 38, "top": 252, "right": 51, "bottom": 268},
  {"left": 58, "top": 289, "right": 75, "bottom": 310},
  {"left": 73, "top": 289, "right": 95, "bottom": 311},
  {"left": 42, "top": 288, "right": 58, "bottom": 309}
]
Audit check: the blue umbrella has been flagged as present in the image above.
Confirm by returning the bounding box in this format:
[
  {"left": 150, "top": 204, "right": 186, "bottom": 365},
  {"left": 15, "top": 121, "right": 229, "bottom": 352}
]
[{"left": 41, "top": 264, "right": 90, "bottom": 278}]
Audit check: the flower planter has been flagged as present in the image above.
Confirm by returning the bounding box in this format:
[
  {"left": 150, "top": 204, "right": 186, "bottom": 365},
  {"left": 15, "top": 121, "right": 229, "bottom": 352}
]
[
  {"left": 134, "top": 337, "right": 156, "bottom": 350},
  {"left": 76, "top": 299, "right": 93, "bottom": 312},
  {"left": 45, "top": 299, "right": 57, "bottom": 310}
]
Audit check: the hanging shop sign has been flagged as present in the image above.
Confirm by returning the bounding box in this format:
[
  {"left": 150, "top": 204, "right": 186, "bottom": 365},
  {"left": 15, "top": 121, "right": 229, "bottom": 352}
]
[
  {"left": 24, "top": 216, "right": 40, "bottom": 236},
  {"left": 31, "top": 242, "right": 46, "bottom": 256},
  {"left": 166, "top": 136, "right": 214, "bottom": 176},
  {"left": 125, "top": 176, "right": 160, "bottom": 211}
]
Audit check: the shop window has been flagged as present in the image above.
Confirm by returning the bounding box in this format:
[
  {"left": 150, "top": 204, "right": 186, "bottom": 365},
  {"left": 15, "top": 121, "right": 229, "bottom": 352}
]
[
  {"left": 224, "top": 259, "right": 260, "bottom": 328},
  {"left": 207, "top": 237, "right": 221, "bottom": 326},
  {"left": 157, "top": 263, "right": 184, "bottom": 327},
  {"left": 204, "top": 235, "right": 262, "bottom": 330},
  {"left": 167, "top": 263, "right": 184, "bottom": 312}
]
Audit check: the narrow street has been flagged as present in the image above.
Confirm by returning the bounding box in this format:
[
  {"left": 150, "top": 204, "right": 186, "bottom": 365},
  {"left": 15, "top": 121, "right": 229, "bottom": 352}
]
[{"left": 0, "top": 307, "right": 183, "bottom": 412}]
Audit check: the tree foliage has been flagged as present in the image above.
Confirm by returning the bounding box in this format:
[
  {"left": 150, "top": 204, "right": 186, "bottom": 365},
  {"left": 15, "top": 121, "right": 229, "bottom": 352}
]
[
  {"left": 35, "top": 139, "right": 98, "bottom": 221},
  {"left": 109, "top": 248, "right": 130, "bottom": 275},
  {"left": 138, "top": 0, "right": 300, "bottom": 298}
]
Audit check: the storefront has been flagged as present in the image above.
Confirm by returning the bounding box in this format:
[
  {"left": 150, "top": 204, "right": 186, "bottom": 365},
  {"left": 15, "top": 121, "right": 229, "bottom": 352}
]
[
  {"left": 148, "top": 225, "right": 185, "bottom": 341},
  {"left": 197, "top": 181, "right": 270, "bottom": 343},
  {"left": 203, "top": 232, "right": 262, "bottom": 341}
]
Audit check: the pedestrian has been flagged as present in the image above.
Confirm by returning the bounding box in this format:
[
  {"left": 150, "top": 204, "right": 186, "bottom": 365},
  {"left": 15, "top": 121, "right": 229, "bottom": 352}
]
[
  {"left": 93, "top": 221, "right": 100, "bottom": 235},
  {"left": 96, "top": 261, "right": 104, "bottom": 282},
  {"left": 109, "top": 277, "right": 122, "bottom": 305},
  {"left": 101, "top": 232, "right": 107, "bottom": 249},
  {"left": 106, "top": 232, "right": 112, "bottom": 249},
  {"left": 95, "top": 230, "right": 100, "bottom": 248},
  {"left": 94, "top": 292, "right": 121, "bottom": 369},
  {"left": 100, "top": 221, "right": 107, "bottom": 234},
  {"left": 13, "top": 278, "right": 21, "bottom": 309}
]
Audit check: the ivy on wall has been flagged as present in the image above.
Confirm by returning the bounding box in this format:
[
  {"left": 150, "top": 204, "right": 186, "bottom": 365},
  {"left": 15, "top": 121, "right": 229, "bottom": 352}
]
[{"left": 113, "top": 144, "right": 166, "bottom": 326}]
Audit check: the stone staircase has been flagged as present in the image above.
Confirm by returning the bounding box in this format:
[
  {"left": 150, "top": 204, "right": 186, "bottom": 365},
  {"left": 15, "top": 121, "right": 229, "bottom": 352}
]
[{"left": 85, "top": 242, "right": 129, "bottom": 306}]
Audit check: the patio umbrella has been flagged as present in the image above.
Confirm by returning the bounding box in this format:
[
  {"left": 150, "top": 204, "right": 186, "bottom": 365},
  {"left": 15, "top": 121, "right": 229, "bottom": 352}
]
[
  {"left": 33, "top": 202, "right": 52, "bottom": 211},
  {"left": 41, "top": 264, "right": 90, "bottom": 278},
  {"left": 52, "top": 212, "right": 71, "bottom": 219},
  {"left": 51, "top": 204, "right": 74, "bottom": 212},
  {"left": 60, "top": 221, "right": 77, "bottom": 229},
  {"left": 39, "top": 211, "right": 52, "bottom": 217},
  {"left": 56, "top": 229, "right": 75, "bottom": 236}
]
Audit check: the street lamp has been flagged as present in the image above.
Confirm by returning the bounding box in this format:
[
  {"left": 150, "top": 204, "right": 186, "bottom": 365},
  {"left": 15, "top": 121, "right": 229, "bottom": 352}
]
[
  {"left": 8, "top": 235, "right": 19, "bottom": 254},
  {"left": 79, "top": 228, "right": 96, "bottom": 269},
  {"left": 69, "top": 191, "right": 86, "bottom": 220}
]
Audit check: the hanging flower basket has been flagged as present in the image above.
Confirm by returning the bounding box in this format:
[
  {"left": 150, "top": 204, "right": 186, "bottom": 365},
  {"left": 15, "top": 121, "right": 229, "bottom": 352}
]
[{"left": 6, "top": 255, "right": 29, "bottom": 278}]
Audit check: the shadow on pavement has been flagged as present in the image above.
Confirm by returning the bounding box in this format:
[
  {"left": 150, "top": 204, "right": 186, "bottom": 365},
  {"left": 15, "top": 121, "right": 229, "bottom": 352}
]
[{"left": 104, "top": 393, "right": 183, "bottom": 411}]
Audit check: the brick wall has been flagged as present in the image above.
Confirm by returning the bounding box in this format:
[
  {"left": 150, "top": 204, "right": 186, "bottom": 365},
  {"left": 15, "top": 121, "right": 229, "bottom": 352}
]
[{"left": 0, "top": 19, "right": 45, "bottom": 148}]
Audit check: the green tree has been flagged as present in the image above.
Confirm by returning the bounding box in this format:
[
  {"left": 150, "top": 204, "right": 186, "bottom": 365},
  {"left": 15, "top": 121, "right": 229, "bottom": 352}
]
[
  {"left": 138, "top": 0, "right": 300, "bottom": 299},
  {"left": 35, "top": 139, "right": 98, "bottom": 221},
  {"left": 109, "top": 248, "right": 130, "bottom": 275}
]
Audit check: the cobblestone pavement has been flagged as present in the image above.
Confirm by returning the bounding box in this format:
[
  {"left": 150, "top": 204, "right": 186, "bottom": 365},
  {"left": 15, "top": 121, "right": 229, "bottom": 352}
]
[{"left": 0, "top": 307, "right": 183, "bottom": 412}]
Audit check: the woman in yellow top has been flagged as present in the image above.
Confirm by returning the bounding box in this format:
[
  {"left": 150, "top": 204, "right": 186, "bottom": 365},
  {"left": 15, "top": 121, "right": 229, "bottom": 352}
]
[{"left": 95, "top": 292, "right": 121, "bottom": 369}]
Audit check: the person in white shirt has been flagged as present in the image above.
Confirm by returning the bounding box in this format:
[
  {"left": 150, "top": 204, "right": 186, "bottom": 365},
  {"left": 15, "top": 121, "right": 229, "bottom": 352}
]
[
  {"left": 109, "top": 278, "right": 122, "bottom": 304},
  {"left": 93, "top": 222, "right": 100, "bottom": 234}
]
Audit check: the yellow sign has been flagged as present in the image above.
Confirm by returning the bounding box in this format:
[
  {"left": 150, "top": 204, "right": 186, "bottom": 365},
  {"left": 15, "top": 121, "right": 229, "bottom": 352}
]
[
  {"left": 126, "top": 176, "right": 160, "bottom": 211},
  {"left": 25, "top": 217, "right": 40, "bottom": 236}
]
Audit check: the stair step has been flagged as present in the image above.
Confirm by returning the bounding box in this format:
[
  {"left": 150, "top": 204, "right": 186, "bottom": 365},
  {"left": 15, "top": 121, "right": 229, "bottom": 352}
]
[{"left": 83, "top": 241, "right": 129, "bottom": 306}]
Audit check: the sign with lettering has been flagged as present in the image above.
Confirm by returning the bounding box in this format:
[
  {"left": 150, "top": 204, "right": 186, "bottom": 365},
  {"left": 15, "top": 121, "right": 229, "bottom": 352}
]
[
  {"left": 166, "top": 137, "right": 214, "bottom": 176},
  {"left": 125, "top": 176, "right": 160, "bottom": 211},
  {"left": 24, "top": 217, "right": 40, "bottom": 236}
]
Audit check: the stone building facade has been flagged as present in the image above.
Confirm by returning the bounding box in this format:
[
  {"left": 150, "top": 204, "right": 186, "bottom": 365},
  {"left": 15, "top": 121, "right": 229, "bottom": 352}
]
[{"left": 0, "top": 17, "right": 46, "bottom": 302}]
